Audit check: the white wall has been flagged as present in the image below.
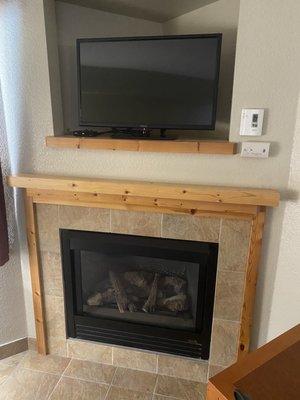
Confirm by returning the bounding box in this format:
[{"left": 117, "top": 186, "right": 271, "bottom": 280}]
[
  {"left": 267, "top": 96, "right": 300, "bottom": 340},
  {"left": 229, "top": 0, "right": 300, "bottom": 345},
  {"left": 0, "top": 0, "right": 55, "bottom": 338},
  {"left": 55, "top": 1, "right": 163, "bottom": 131},
  {"left": 0, "top": 0, "right": 299, "bottom": 346},
  {"left": 0, "top": 116, "right": 27, "bottom": 345},
  {"left": 0, "top": 2, "right": 28, "bottom": 345},
  {"left": 163, "top": 0, "right": 240, "bottom": 136}
]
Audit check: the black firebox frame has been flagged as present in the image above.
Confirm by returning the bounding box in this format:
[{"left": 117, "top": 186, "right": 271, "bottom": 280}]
[{"left": 60, "top": 229, "right": 218, "bottom": 359}]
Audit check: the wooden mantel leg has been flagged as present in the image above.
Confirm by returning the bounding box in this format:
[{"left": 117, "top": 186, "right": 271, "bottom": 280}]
[
  {"left": 24, "top": 193, "right": 47, "bottom": 355},
  {"left": 238, "top": 208, "right": 266, "bottom": 359}
]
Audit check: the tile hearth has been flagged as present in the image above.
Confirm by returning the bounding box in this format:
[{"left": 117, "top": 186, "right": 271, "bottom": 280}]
[
  {"left": 5, "top": 174, "right": 278, "bottom": 399},
  {"left": 0, "top": 350, "right": 206, "bottom": 400},
  {"left": 36, "top": 204, "right": 252, "bottom": 380}
]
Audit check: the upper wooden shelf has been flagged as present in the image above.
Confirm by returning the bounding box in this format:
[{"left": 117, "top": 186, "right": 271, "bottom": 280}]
[{"left": 46, "top": 135, "right": 237, "bottom": 155}]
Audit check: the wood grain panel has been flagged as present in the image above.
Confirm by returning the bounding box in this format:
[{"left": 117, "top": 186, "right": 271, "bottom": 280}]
[
  {"left": 238, "top": 209, "right": 266, "bottom": 359},
  {"left": 8, "top": 174, "right": 280, "bottom": 207},
  {"left": 24, "top": 194, "right": 47, "bottom": 355},
  {"left": 46, "top": 135, "right": 236, "bottom": 155},
  {"left": 26, "top": 188, "right": 257, "bottom": 219}
]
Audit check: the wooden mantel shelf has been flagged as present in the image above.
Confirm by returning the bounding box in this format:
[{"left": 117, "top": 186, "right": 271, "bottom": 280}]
[
  {"left": 7, "top": 173, "right": 279, "bottom": 356},
  {"left": 8, "top": 174, "right": 279, "bottom": 208},
  {"left": 46, "top": 135, "right": 237, "bottom": 155}
]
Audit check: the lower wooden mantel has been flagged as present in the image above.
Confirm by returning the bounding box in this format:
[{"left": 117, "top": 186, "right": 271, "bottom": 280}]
[{"left": 8, "top": 174, "right": 279, "bottom": 357}]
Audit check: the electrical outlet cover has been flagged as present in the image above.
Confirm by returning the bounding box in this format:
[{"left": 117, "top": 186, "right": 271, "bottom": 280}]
[{"left": 241, "top": 142, "right": 270, "bottom": 158}]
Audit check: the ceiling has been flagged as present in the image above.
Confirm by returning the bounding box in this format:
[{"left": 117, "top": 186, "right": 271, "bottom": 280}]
[{"left": 57, "top": 0, "right": 219, "bottom": 22}]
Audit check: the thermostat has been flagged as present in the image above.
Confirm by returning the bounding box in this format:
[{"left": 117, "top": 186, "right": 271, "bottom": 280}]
[{"left": 240, "top": 109, "right": 264, "bottom": 136}]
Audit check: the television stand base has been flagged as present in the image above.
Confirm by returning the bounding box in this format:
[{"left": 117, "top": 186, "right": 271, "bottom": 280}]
[{"left": 110, "top": 128, "right": 178, "bottom": 140}]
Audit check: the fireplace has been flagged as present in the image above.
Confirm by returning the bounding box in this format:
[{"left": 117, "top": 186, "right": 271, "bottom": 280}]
[{"left": 60, "top": 229, "right": 218, "bottom": 359}]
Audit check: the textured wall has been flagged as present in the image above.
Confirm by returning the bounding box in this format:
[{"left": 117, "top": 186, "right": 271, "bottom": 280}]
[
  {"left": 0, "top": 0, "right": 299, "bottom": 346},
  {"left": 231, "top": 0, "right": 300, "bottom": 345},
  {"left": 0, "top": 113, "right": 27, "bottom": 345},
  {"left": 267, "top": 97, "right": 300, "bottom": 339},
  {"left": 0, "top": 0, "right": 54, "bottom": 339},
  {"left": 0, "top": 3, "right": 27, "bottom": 344}
]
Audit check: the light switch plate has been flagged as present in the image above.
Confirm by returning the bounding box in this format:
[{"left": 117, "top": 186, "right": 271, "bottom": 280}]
[
  {"left": 240, "top": 109, "right": 264, "bottom": 136},
  {"left": 241, "top": 142, "right": 270, "bottom": 158}
]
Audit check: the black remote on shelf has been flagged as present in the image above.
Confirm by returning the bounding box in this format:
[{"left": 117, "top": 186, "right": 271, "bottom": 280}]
[{"left": 71, "top": 129, "right": 101, "bottom": 137}]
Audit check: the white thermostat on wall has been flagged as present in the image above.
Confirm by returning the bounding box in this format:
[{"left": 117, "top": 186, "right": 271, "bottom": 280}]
[{"left": 240, "top": 108, "right": 264, "bottom": 136}]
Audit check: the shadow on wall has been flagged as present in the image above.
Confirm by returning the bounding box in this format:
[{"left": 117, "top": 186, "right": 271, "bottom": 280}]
[
  {"left": 0, "top": 3, "right": 38, "bottom": 342},
  {"left": 0, "top": 2, "right": 37, "bottom": 259},
  {"left": 0, "top": 78, "right": 27, "bottom": 343},
  {"left": 162, "top": 0, "right": 241, "bottom": 138},
  {"left": 0, "top": 81, "right": 16, "bottom": 249},
  {"left": 0, "top": 3, "right": 33, "bottom": 175}
]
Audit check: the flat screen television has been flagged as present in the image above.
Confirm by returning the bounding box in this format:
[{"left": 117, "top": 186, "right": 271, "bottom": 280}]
[{"left": 77, "top": 34, "right": 222, "bottom": 132}]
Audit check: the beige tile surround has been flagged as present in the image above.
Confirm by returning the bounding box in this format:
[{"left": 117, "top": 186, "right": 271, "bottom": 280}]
[{"left": 36, "top": 204, "right": 251, "bottom": 386}]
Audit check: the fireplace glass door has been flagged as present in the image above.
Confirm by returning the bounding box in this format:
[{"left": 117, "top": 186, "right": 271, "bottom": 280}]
[{"left": 61, "top": 229, "right": 218, "bottom": 359}]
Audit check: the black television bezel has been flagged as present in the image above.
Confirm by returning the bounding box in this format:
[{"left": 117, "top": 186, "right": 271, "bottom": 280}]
[{"left": 76, "top": 33, "right": 222, "bottom": 131}]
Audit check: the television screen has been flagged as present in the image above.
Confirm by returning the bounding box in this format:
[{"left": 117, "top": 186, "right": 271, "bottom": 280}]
[{"left": 77, "top": 34, "right": 222, "bottom": 130}]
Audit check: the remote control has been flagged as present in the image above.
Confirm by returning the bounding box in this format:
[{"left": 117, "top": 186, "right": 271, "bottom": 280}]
[{"left": 71, "top": 129, "right": 101, "bottom": 137}]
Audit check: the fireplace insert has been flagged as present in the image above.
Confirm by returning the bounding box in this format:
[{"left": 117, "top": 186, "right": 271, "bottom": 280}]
[{"left": 60, "top": 229, "right": 218, "bottom": 359}]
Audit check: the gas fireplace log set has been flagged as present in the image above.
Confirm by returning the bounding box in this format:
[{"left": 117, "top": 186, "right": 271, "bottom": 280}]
[
  {"left": 87, "top": 270, "right": 189, "bottom": 315},
  {"left": 61, "top": 228, "right": 217, "bottom": 358}
]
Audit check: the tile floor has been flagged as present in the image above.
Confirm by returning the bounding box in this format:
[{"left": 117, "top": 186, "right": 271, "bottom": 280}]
[{"left": 0, "top": 351, "right": 207, "bottom": 400}]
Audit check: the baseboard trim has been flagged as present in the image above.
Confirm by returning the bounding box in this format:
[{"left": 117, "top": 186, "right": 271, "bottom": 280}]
[
  {"left": 28, "top": 337, "right": 37, "bottom": 351},
  {"left": 0, "top": 337, "right": 28, "bottom": 360}
]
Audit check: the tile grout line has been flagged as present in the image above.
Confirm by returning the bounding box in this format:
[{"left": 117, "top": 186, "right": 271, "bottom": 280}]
[
  {"left": 0, "top": 350, "right": 28, "bottom": 366},
  {"left": 60, "top": 373, "right": 112, "bottom": 386},
  {"left": 61, "top": 357, "right": 72, "bottom": 377},
  {"left": 152, "top": 373, "right": 159, "bottom": 399},
  {"left": 0, "top": 364, "right": 19, "bottom": 388},
  {"left": 160, "top": 214, "right": 164, "bottom": 237},
  {"left": 212, "top": 317, "right": 241, "bottom": 324},
  {"left": 4, "top": 355, "right": 201, "bottom": 399},
  {"left": 20, "top": 366, "right": 68, "bottom": 377},
  {"left": 154, "top": 395, "right": 185, "bottom": 400},
  {"left": 103, "top": 365, "right": 118, "bottom": 400},
  {"left": 205, "top": 363, "right": 210, "bottom": 388},
  {"left": 0, "top": 375, "right": 11, "bottom": 387},
  {"left": 55, "top": 350, "right": 209, "bottom": 383},
  {"left": 219, "top": 217, "right": 223, "bottom": 243},
  {"left": 29, "top": 346, "right": 209, "bottom": 382},
  {"left": 45, "top": 357, "right": 72, "bottom": 400},
  {"left": 65, "top": 350, "right": 161, "bottom": 374},
  {"left": 46, "top": 373, "right": 64, "bottom": 400},
  {"left": 67, "top": 354, "right": 113, "bottom": 366}
]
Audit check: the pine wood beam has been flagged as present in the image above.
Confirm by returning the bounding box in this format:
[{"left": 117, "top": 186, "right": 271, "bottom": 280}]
[
  {"left": 8, "top": 174, "right": 280, "bottom": 207},
  {"left": 238, "top": 208, "right": 266, "bottom": 359},
  {"left": 24, "top": 194, "right": 47, "bottom": 355},
  {"left": 46, "top": 135, "right": 237, "bottom": 155}
]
